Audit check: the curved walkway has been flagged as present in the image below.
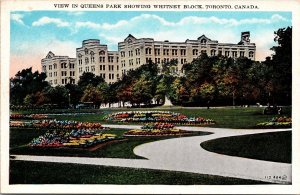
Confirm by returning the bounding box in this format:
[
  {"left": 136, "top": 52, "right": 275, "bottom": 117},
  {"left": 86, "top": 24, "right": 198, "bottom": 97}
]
[{"left": 12, "top": 125, "right": 292, "bottom": 184}]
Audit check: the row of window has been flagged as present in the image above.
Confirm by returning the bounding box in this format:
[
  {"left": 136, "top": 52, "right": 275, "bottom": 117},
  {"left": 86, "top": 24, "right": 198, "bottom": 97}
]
[
  {"left": 48, "top": 63, "right": 75, "bottom": 70},
  {"left": 48, "top": 71, "right": 75, "bottom": 77},
  {"left": 78, "top": 65, "right": 117, "bottom": 73},
  {"left": 78, "top": 56, "right": 119, "bottom": 65},
  {"left": 48, "top": 78, "right": 75, "bottom": 85},
  {"left": 120, "top": 48, "right": 254, "bottom": 58}
]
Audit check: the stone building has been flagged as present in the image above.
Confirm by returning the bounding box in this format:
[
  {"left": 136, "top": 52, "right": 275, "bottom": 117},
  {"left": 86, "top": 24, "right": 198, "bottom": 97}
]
[
  {"left": 76, "top": 39, "right": 120, "bottom": 84},
  {"left": 118, "top": 32, "right": 256, "bottom": 76},
  {"left": 42, "top": 32, "right": 255, "bottom": 85},
  {"left": 41, "top": 51, "right": 76, "bottom": 86}
]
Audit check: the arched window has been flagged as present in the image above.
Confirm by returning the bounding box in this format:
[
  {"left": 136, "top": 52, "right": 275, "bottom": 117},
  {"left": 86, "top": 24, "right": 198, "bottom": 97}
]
[
  {"left": 201, "top": 39, "right": 207, "bottom": 44},
  {"left": 99, "top": 50, "right": 105, "bottom": 55},
  {"left": 84, "top": 48, "right": 88, "bottom": 55}
]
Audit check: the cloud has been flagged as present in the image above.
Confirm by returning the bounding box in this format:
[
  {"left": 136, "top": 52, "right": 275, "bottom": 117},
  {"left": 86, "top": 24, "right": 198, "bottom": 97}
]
[
  {"left": 32, "top": 16, "right": 70, "bottom": 27},
  {"left": 11, "top": 13, "right": 25, "bottom": 25},
  {"left": 75, "top": 13, "right": 289, "bottom": 31}
]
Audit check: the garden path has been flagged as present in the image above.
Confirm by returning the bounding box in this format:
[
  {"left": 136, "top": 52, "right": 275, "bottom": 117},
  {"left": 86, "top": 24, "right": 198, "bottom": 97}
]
[{"left": 12, "top": 125, "right": 292, "bottom": 184}]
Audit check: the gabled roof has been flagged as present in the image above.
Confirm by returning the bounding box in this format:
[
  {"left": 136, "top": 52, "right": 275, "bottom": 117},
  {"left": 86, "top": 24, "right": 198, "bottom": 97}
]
[
  {"left": 197, "top": 35, "right": 212, "bottom": 42},
  {"left": 124, "top": 34, "right": 136, "bottom": 42},
  {"left": 46, "top": 51, "right": 55, "bottom": 59}
]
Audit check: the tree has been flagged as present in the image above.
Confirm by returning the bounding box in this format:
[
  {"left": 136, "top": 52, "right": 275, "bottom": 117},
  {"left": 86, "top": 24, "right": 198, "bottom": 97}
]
[
  {"left": 65, "top": 83, "right": 83, "bottom": 108},
  {"left": 131, "top": 76, "right": 153, "bottom": 106},
  {"left": 10, "top": 67, "right": 49, "bottom": 105},
  {"left": 78, "top": 72, "right": 105, "bottom": 90},
  {"left": 81, "top": 84, "right": 101, "bottom": 108},
  {"left": 43, "top": 86, "right": 69, "bottom": 107},
  {"left": 266, "top": 26, "right": 292, "bottom": 105}
]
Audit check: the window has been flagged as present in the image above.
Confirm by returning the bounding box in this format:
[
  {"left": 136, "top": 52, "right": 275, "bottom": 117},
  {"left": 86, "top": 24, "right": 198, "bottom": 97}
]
[
  {"left": 53, "top": 63, "right": 57, "bottom": 69},
  {"left": 225, "top": 51, "right": 230, "bottom": 57},
  {"left": 49, "top": 65, "right": 52, "bottom": 70},
  {"left": 211, "top": 50, "right": 216, "bottom": 56},
  {"left": 61, "top": 71, "right": 67, "bottom": 76},
  {"left": 155, "top": 49, "right": 160, "bottom": 56},
  {"left": 49, "top": 72, "right": 52, "bottom": 77},
  {"left": 70, "top": 71, "right": 75, "bottom": 76},
  {"left": 172, "top": 49, "right": 177, "bottom": 56},
  {"left": 69, "top": 63, "right": 75, "bottom": 69},
  {"left": 249, "top": 51, "right": 254, "bottom": 58},
  {"left": 155, "top": 58, "right": 160, "bottom": 64},
  {"left": 240, "top": 51, "right": 245, "bottom": 57},
  {"left": 91, "top": 66, "right": 95, "bottom": 72},
  {"left": 100, "top": 73, "right": 106, "bottom": 79},
  {"left": 145, "top": 48, "right": 152, "bottom": 55},
  {"left": 79, "top": 67, "right": 82, "bottom": 73},
  {"left": 120, "top": 51, "right": 125, "bottom": 57},
  {"left": 232, "top": 51, "right": 237, "bottom": 58},
  {"left": 54, "top": 72, "right": 57, "bottom": 76},
  {"left": 108, "top": 56, "right": 114, "bottom": 63},
  {"left": 193, "top": 49, "right": 198, "bottom": 56},
  {"left": 109, "top": 65, "right": 114, "bottom": 71},
  {"left": 201, "top": 39, "right": 207, "bottom": 44},
  {"left": 54, "top": 79, "right": 57, "bottom": 84},
  {"left": 84, "top": 48, "right": 88, "bottom": 55},
  {"left": 180, "top": 49, "right": 186, "bottom": 56},
  {"left": 218, "top": 50, "right": 222, "bottom": 55},
  {"left": 99, "top": 50, "right": 105, "bottom": 55},
  {"left": 85, "top": 57, "right": 89, "bottom": 64},
  {"left": 135, "top": 48, "right": 140, "bottom": 56},
  {"left": 99, "top": 57, "right": 105, "bottom": 63},
  {"left": 78, "top": 59, "right": 82, "bottom": 65},
  {"left": 85, "top": 66, "right": 90, "bottom": 72},
  {"left": 163, "top": 49, "right": 169, "bottom": 55}
]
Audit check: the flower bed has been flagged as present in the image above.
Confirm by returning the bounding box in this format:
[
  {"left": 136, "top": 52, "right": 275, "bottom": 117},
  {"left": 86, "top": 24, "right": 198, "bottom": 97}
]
[
  {"left": 124, "top": 122, "right": 191, "bottom": 137},
  {"left": 105, "top": 111, "right": 215, "bottom": 125},
  {"left": 10, "top": 114, "right": 49, "bottom": 120},
  {"left": 256, "top": 116, "right": 292, "bottom": 128},
  {"left": 29, "top": 129, "right": 117, "bottom": 148},
  {"left": 10, "top": 119, "right": 107, "bottom": 130}
]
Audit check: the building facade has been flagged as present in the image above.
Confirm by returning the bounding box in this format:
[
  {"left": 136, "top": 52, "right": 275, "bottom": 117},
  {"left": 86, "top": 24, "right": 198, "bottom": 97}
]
[
  {"left": 41, "top": 51, "right": 76, "bottom": 86},
  {"left": 41, "top": 32, "right": 256, "bottom": 85},
  {"left": 76, "top": 39, "right": 120, "bottom": 84}
]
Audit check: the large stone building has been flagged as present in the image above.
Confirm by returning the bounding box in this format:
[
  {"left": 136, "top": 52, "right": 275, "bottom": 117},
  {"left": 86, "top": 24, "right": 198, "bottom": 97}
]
[
  {"left": 41, "top": 51, "right": 76, "bottom": 86},
  {"left": 41, "top": 32, "right": 255, "bottom": 86},
  {"left": 76, "top": 39, "right": 120, "bottom": 84}
]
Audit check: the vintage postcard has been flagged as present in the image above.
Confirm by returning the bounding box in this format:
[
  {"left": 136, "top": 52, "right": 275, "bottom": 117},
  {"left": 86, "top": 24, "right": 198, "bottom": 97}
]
[{"left": 1, "top": 0, "right": 300, "bottom": 194}]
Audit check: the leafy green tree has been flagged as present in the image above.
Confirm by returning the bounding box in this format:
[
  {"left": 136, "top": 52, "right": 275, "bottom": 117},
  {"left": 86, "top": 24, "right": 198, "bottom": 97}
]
[
  {"left": 77, "top": 72, "right": 104, "bottom": 90},
  {"left": 266, "top": 26, "right": 292, "bottom": 105},
  {"left": 65, "top": 83, "right": 83, "bottom": 108},
  {"left": 10, "top": 67, "right": 49, "bottom": 105},
  {"left": 131, "top": 76, "right": 153, "bottom": 106},
  {"left": 43, "top": 86, "right": 69, "bottom": 107},
  {"left": 80, "top": 84, "right": 101, "bottom": 108}
]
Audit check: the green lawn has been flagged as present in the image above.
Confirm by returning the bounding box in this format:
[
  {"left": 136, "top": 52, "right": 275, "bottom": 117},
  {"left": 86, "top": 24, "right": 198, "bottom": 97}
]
[
  {"left": 14, "top": 106, "right": 290, "bottom": 129},
  {"left": 9, "top": 161, "right": 268, "bottom": 184},
  {"left": 201, "top": 131, "right": 292, "bottom": 163},
  {"left": 10, "top": 127, "right": 211, "bottom": 159}
]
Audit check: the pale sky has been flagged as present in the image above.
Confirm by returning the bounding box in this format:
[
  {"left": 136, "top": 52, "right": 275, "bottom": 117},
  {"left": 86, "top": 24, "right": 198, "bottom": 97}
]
[{"left": 10, "top": 11, "right": 292, "bottom": 77}]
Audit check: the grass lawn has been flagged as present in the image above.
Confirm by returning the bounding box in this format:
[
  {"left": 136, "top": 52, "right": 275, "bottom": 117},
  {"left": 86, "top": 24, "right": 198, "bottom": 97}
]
[
  {"left": 11, "top": 106, "right": 291, "bottom": 129},
  {"left": 201, "top": 131, "right": 292, "bottom": 163},
  {"left": 9, "top": 160, "right": 268, "bottom": 184},
  {"left": 10, "top": 127, "right": 211, "bottom": 159}
]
